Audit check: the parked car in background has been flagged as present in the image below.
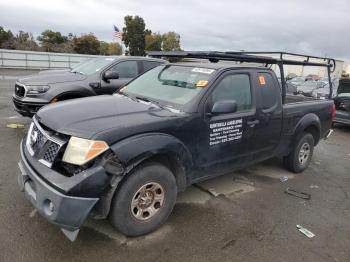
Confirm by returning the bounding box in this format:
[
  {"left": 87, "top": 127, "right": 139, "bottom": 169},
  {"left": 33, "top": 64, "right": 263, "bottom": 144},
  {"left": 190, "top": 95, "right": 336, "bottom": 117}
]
[
  {"left": 13, "top": 56, "right": 166, "bottom": 116},
  {"left": 333, "top": 79, "right": 350, "bottom": 125},
  {"left": 286, "top": 82, "right": 298, "bottom": 94},
  {"left": 286, "top": 73, "right": 297, "bottom": 80},
  {"left": 287, "top": 76, "right": 306, "bottom": 87},
  {"left": 37, "top": 59, "right": 93, "bottom": 75},
  {"left": 297, "top": 81, "right": 325, "bottom": 97},
  {"left": 306, "top": 74, "right": 321, "bottom": 81}
]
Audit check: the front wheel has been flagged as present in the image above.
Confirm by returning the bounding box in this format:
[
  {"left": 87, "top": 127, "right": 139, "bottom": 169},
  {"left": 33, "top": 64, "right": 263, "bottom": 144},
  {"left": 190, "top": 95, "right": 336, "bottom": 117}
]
[
  {"left": 283, "top": 132, "right": 315, "bottom": 173},
  {"left": 109, "top": 162, "right": 177, "bottom": 237}
]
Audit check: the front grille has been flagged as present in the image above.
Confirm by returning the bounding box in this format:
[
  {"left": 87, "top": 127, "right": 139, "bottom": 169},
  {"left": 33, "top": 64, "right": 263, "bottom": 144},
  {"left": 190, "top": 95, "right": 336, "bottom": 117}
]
[
  {"left": 15, "top": 83, "right": 26, "bottom": 97},
  {"left": 42, "top": 142, "right": 61, "bottom": 163},
  {"left": 26, "top": 118, "right": 66, "bottom": 168}
]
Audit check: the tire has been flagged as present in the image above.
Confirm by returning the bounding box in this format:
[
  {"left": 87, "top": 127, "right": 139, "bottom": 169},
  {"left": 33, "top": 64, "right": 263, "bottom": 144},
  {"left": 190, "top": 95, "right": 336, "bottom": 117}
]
[
  {"left": 283, "top": 132, "right": 315, "bottom": 173},
  {"left": 109, "top": 162, "right": 177, "bottom": 237}
]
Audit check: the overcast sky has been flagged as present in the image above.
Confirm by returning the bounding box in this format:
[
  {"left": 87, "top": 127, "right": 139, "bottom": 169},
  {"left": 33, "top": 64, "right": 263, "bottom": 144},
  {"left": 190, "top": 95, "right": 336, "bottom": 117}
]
[{"left": 0, "top": 0, "right": 349, "bottom": 62}]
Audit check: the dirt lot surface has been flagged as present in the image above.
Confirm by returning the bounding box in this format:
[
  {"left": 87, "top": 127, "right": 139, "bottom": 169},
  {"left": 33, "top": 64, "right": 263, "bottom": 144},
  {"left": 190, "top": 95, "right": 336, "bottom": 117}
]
[{"left": 0, "top": 69, "right": 349, "bottom": 262}]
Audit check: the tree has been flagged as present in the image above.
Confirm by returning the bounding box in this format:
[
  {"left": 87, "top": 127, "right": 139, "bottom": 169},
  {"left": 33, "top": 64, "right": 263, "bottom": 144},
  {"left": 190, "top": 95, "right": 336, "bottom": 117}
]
[
  {"left": 108, "top": 43, "right": 122, "bottom": 55},
  {"left": 99, "top": 41, "right": 110, "bottom": 55},
  {"left": 0, "top": 26, "right": 14, "bottom": 48},
  {"left": 122, "top": 15, "right": 146, "bottom": 56},
  {"left": 100, "top": 41, "right": 122, "bottom": 55},
  {"left": 10, "top": 31, "right": 39, "bottom": 51},
  {"left": 37, "top": 30, "right": 68, "bottom": 52},
  {"left": 162, "top": 32, "right": 181, "bottom": 51},
  {"left": 73, "top": 33, "right": 100, "bottom": 55},
  {"left": 145, "top": 31, "right": 162, "bottom": 51}
]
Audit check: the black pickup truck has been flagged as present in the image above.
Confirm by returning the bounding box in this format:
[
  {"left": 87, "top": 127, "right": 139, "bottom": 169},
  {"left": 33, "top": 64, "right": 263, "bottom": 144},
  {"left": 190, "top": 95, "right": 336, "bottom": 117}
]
[{"left": 17, "top": 51, "right": 335, "bottom": 241}]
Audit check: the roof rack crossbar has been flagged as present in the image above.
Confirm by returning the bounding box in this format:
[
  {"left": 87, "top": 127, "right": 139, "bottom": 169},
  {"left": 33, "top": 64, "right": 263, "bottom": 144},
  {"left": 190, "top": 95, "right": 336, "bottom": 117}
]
[{"left": 147, "top": 51, "right": 335, "bottom": 68}]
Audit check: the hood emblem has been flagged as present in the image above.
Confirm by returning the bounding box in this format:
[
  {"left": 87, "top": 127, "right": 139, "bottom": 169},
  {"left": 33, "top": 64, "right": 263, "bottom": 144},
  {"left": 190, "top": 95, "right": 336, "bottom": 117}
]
[{"left": 30, "top": 130, "right": 38, "bottom": 145}]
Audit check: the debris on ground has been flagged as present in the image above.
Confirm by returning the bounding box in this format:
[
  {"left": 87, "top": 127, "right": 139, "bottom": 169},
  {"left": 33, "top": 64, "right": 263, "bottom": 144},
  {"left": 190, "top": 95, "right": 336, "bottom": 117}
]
[
  {"left": 285, "top": 187, "right": 311, "bottom": 200},
  {"left": 296, "top": 225, "right": 315, "bottom": 238},
  {"left": 6, "top": 123, "right": 24, "bottom": 129},
  {"left": 280, "top": 176, "right": 289, "bottom": 182},
  {"left": 234, "top": 176, "right": 255, "bottom": 186},
  {"left": 310, "top": 185, "right": 319, "bottom": 189}
]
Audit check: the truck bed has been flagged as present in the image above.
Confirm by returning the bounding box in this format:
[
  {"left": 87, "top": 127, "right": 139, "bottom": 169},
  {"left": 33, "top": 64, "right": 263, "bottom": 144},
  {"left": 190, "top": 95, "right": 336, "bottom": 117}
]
[{"left": 282, "top": 96, "right": 333, "bottom": 144}]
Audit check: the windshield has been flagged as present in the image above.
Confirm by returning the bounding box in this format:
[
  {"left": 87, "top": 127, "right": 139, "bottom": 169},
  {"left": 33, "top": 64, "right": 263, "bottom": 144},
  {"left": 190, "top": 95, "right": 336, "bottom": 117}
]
[
  {"left": 122, "top": 65, "right": 215, "bottom": 107},
  {"left": 71, "top": 57, "right": 115, "bottom": 75}
]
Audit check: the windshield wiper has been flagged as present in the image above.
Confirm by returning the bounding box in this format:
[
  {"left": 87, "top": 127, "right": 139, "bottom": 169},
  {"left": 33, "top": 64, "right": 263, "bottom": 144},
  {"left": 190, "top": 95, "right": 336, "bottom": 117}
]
[
  {"left": 72, "top": 71, "right": 85, "bottom": 75},
  {"left": 135, "top": 96, "right": 168, "bottom": 110}
]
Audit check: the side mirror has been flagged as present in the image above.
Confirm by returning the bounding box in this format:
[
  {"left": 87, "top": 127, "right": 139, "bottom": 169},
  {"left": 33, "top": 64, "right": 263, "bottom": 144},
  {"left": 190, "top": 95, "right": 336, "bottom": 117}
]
[
  {"left": 210, "top": 100, "right": 238, "bottom": 115},
  {"left": 103, "top": 71, "right": 119, "bottom": 82}
]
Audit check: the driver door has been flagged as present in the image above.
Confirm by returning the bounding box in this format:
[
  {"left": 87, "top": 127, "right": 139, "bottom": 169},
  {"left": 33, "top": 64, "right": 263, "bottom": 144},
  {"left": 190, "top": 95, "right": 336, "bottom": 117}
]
[
  {"left": 194, "top": 71, "right": 258, "bottom": 178},
  {"left": 98, "top": 60, "right": 139, "bottom": 94}
]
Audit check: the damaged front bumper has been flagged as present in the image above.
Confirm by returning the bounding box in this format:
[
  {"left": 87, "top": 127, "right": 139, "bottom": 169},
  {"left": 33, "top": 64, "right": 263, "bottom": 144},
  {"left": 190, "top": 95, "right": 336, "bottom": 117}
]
[{"left": 18, "top": 140, "right": 101, "bottom": 241}]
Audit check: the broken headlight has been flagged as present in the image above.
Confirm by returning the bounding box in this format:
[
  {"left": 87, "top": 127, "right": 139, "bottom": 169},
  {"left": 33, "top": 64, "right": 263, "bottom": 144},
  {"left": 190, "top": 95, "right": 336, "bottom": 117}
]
[{"left": 62, "top": 136, "right": 109, "bottom": 166}]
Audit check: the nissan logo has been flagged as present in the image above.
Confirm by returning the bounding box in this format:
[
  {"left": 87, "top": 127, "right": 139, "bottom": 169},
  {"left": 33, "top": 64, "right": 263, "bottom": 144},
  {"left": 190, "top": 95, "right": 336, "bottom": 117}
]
[{"left": 30, "top": 130, "right": 38, "bottom": 145}]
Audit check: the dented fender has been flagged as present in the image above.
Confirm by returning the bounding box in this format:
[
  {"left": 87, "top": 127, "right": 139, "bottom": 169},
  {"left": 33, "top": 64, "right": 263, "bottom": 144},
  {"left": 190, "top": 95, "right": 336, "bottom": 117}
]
[{"left": 110, "top": 133, "right": 193, "bottom": 171}]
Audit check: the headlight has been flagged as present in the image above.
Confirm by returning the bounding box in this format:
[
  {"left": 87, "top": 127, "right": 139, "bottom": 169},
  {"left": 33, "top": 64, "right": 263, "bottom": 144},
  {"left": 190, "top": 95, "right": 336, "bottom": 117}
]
[
  {"left": 62, "top": 137, "right": 109, "bottom": 166},
  {"left": 27, "top": 85, "right": 50, "bottom": 94}
]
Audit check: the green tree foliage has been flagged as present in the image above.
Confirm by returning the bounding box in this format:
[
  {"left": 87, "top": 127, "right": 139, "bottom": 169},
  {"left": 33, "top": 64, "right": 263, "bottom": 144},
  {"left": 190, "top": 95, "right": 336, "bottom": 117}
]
[
  {"left": 145, "top": 31, "right": 162, "bottom": 51},
  {"left": 108, "top": 42, "right": 122, "bottom": 55},
  {"left": 100, "top": 41, "right": 122, "bottom": 55},
  {"left": 0, "top": 26, "right": 14, "bottom": 48},
  {"left": 122, "top": 15, "right": 146, "bottom": 56},
  {"left": 11, "top": 31, "right": 39, "bottom": 51},
  {"left": 162, "top": 32, "right": 181, "bottom": 51},
  {"left": 73, "top": 34, "right": 100, "bottom": 55},
  {"left": 99, "top": 41, "right": 110, "bottom": 55},
  {"left": 0, "top": 23, "right": 182, "bottom": 56},
  {"left": 37, "top": 30, "right": 68, "bottom": 52}
]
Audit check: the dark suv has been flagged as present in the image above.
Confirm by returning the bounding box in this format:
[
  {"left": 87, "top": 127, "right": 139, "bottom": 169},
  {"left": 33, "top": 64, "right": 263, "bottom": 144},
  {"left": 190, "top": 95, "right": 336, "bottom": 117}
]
[{"left": 13, "top": 56, "right": 166, "bottom": 116}]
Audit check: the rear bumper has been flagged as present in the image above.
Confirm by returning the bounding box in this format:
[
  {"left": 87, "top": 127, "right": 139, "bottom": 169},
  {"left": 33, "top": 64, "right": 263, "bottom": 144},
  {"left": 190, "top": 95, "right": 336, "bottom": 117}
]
[
  {"left": 12, "top": 96, "right": 48, "bottom": 117},
  {"left": 18, "top": 140, "right": 99, "bottom": 232}
]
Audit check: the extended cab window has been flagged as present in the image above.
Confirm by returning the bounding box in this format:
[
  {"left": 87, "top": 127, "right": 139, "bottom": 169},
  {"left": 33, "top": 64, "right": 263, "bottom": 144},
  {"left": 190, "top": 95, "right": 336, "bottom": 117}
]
[
  {"left": 108, "top": 61, "right": 138, "bottom": 78},
  {"left": 259, "top": 72, "right": 278, "bottom": 109},
  {"left": 211, "top": 74, "right": 252, "bottom": 111},
  {"left": 143, "top": 61, "right": 163, "bottom": 72}
]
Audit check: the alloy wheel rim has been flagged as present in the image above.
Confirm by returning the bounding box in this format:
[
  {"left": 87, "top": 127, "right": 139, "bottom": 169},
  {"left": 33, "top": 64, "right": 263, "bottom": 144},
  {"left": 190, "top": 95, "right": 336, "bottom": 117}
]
[
  {"left": 131, "top": 182, "right": 165, "bottom": 221},
  {"left": 298, "top": 142, "right": 310, "bottom": 165}
]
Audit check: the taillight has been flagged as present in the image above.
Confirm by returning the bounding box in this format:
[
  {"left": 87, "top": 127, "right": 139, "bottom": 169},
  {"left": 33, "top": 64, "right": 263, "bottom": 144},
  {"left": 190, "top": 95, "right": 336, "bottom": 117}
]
[{"left": 330, "top": 104, "right": 336, "bottom": 122}]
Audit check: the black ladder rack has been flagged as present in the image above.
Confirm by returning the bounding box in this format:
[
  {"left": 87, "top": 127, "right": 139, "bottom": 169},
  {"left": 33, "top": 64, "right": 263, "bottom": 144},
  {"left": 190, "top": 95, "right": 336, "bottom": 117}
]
[{"left": 147, "top": 51, "right": 336, "bottom": 103}]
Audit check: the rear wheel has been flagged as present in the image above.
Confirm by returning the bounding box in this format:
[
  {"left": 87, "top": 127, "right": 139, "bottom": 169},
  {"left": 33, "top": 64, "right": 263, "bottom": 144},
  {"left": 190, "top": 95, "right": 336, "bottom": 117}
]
[
  {"left": 109, "top": 162, "right": 177, "bottom": 237},
  {"left": 283, "top": 132, "right": 314, "bottom": 173}
]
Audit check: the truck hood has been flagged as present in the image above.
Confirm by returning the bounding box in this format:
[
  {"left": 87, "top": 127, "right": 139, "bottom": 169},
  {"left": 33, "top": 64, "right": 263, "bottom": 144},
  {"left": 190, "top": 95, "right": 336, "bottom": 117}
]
[
  {"left": 36, "top": 95, "right": 182, "bottom": 144},
  {"left": 18, "top": 71, "right": 86, "bottom": 85}
]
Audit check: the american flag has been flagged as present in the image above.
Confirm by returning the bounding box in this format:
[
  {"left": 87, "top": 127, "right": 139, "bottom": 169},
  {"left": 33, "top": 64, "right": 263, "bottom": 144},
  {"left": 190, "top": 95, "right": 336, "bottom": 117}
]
[{"left": 113, "top": 25, "right": 123, "bottom": 39}]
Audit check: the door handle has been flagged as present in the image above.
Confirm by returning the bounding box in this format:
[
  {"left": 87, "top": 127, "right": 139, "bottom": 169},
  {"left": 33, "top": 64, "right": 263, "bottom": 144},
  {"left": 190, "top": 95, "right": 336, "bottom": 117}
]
[{"left": 247, "top": 119, "right": 260, "bottom": 127}]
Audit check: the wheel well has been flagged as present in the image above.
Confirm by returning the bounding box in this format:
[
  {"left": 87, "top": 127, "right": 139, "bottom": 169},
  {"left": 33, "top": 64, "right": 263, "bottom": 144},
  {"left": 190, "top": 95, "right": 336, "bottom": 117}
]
[
  {"left": 304, "top": 125, "right": 320, "bottom": 145},
  {"left": 55, "top": 92, "right": 86, "bottom": 101},
  {"left": 135, "top": 154, "right": 188, "bottom": 192}
]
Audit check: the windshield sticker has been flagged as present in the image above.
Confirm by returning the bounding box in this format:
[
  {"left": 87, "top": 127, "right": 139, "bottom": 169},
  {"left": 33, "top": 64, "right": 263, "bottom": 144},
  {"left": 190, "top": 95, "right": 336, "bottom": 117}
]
[
  {"left": 209, "top": 119, "right": 243, "bottom": 146},
  {"left": 259, "top": 75, "right": 266, "bottom": 86},
  {"left": 196, "top": 80, "right": 209, "bottom": 88},
  {"left": 106, "top": 58, "right": 115, "bottom": 61},
  {"left": 192, "top": 68, "right": 215, "bottom": 74}
]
